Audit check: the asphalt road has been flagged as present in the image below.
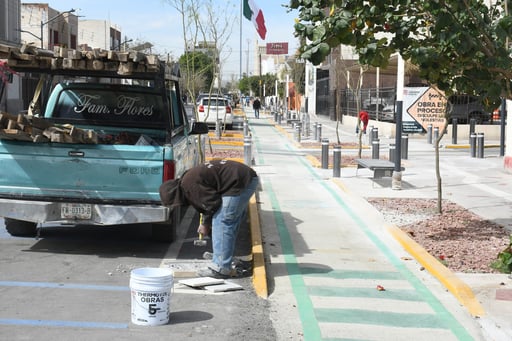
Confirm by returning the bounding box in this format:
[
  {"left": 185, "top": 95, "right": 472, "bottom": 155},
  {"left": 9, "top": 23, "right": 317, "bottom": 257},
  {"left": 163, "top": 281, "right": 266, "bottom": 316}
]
[{"left": 0, "top": 209, "right": 275, "bottom": 341}]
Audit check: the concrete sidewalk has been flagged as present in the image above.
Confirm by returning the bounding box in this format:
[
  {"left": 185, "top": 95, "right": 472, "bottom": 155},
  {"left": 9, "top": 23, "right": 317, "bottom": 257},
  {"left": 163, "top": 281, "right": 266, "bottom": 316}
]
[{"left": 249, "top": 109, "right": 512, "bottom": 340}]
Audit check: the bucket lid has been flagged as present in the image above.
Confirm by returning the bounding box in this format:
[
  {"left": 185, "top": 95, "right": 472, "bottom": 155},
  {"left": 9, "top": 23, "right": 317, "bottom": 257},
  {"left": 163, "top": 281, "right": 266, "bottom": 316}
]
[{"left": 131, "top": 267, "right": 174, "bottom": 279}]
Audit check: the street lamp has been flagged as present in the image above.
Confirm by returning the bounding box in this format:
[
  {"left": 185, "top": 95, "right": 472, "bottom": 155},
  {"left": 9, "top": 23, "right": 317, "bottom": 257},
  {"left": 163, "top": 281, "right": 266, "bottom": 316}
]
[{"left": 40, "top": 8, "right": 76, "bottom": 49}]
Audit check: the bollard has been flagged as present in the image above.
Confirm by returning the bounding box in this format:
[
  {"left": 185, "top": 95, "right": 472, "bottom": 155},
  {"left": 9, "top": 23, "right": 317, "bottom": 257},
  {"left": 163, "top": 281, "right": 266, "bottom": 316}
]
[
  {"left": 477, "top": 133, "right": 484, "bottom": 158},
  {"left": 333, "top": 145, "right": 341, "bottom": 177},
  {"left": 321, "top": 138, "right": 329, "bottom": 169},
  {"left": 278, "top": 113, "right": 282, "bottom": 124},
  {"left": 244, "top": 136, "right": 252, "bottom": 165},
  {"left": 295, "top": 124, "right": 302, "bottom": 143},
  {"left": 372, "top": 139, "right": 380, "bottom": 159},
  {"left": 368, "top": 125, "right": 374, "bottom": 145},
  {"left": 372, "top": 127, "right": 379, "bottom": 141},
  {"left": 451, "top": 118, "right": 458, "bottom": 144},
  {"left": 427, "top": 124, "right": 432, "bottom": 144},
  {"left": 469, "top": 133, "right": 477, "bottom": 157},
  {"left": 389, "top": 143, "right": 396, "bottom": 163},
  {"left": 243, "top": 120, "right": 249, "bottom": 136},
  {"left": 215, "top": 119, "right": 222, "bottom": 138},
  {"left": 313, "top": 122, "right": 318, "bottom": 140},
  {"left": 273, "top": 111, "right": 278, "bottom": 121},
  {"left": 317, "top": 123, "right": 322, "bottom": 142},
  {"left": 401, "top": 134, "right": 408, "bottom": 160},
  {"left": 433, "top": 127, "right": 439, "bottom": 144},
  {"left": 469, "top": 118, "right": 476, "bottom": 143}
]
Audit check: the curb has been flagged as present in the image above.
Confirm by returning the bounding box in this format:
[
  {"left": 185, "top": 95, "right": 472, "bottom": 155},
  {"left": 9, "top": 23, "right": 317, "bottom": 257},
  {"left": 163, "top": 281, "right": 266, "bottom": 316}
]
[
  {"left": 249, "top": 194, "right": 268, "bottom": 298},
  {"left": 386, "top": 225, "right": 485, "bottom": 317}
]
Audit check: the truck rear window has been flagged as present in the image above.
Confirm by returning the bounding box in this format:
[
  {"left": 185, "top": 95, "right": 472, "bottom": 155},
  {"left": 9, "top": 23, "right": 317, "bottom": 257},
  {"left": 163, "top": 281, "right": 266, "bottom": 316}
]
[{"left": 46, "top": 85, "right": 167, "bottom": 128}]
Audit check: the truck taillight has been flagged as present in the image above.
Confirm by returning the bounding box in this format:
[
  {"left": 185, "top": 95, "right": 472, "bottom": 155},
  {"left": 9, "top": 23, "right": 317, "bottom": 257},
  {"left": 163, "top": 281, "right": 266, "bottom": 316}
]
[
  {"left": 226, "top": 105, "right": 232, "bottom": 113},
  {"left": 198, "top": 105, "right": 204, "bottom": 112},
  {"left": 163, "top": 160, "right": 176, "bottom": 181}
]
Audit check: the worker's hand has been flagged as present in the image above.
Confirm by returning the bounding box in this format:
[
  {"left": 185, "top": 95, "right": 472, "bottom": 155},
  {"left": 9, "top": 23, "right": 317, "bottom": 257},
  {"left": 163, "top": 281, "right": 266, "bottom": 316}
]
[{"left": 197, "top": 224, "right": 211, "bottom": 236}]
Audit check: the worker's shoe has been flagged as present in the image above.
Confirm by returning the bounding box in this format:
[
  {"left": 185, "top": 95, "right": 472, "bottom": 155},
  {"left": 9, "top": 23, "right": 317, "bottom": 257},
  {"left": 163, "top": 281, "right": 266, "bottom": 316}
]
[{"left": 196, "top": 267, "right": 238, "bottom": 279}]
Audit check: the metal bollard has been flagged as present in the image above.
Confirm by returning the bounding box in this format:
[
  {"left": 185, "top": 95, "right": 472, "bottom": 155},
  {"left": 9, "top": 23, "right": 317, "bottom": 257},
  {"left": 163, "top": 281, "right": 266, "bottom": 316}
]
[
  {"left": 278, "top": 113, "right": 282, "bottom": 124},
  {"left": 401, "top": 134, "right": 408, "bottom": 160},
  {"left": 215, "top": 119, "right": 222, "bottom": 138},
  {"left": 368, "top": 125, "right": 374, "bottom": 145},
  {"left": 313, "top": 122, "right": 318, "bottom": 140},
  {"left": 295, "top": 123, "right": 302, "bottom": 142},
  {"left": 433, "top": 127, "right": 439, "bottom": 144},
  {"left": 469, "top": 133, "right": 477, "bottom": 157},
  {"left": 244, "top": 136, "right": 252, "bottom": 165},
  {"left": 321, "top": 138, "right": 329, "bottom": 169},
  {"left": 451, "top": 118, "right": 458, "bottom": 144},
  {"left": 477, "top": 133, "right": 484, "bottom": 158},
  {"left": 333, "top": 145, "right": 341, "bottom": 177},
  {"left": 243, "top": 120, "right": 249, "bottom": 137},
  {"left": 273, "top": 111, "right": 278, "bottom": 121},
  {"left": 427, "top": 124, "right": 432, "bottom": 144},
  {"left": 389, "top": 143, "right": 396, "bottom": 163},
  {"left": 469, "top": 118, "right": 476, "bottom": 143},
  {"left": 317, "top": 124, "right": 322, "bottom": 142},
  {"left": 372, "top": 139, "right": 380, "bottom": 159},
  {"left": 372, "top": 127, "right": 379, "bottom": 141}
]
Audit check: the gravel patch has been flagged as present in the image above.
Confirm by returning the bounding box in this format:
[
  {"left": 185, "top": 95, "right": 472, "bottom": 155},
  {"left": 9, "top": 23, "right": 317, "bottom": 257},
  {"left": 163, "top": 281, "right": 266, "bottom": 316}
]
[{"left": 367, "top": 198, "right": 511, "bottom": 273}]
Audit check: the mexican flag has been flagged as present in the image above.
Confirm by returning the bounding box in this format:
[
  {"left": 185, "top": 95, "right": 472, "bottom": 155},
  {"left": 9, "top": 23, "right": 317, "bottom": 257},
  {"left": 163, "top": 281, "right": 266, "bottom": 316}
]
[{"left": 243, "top": 0, "right": 267, "bottom": 40}]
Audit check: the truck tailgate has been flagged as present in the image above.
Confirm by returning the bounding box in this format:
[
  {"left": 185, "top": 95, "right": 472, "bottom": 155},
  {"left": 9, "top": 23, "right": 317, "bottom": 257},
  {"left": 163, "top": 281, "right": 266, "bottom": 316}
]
[{"left": 0, "top": 140, "right": 167, "bottom": 203}]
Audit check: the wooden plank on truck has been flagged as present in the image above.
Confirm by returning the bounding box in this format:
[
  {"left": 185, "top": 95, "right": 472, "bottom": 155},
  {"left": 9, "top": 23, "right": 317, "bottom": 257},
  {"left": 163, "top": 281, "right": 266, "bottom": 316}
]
[{"left": 0, "top": 129, "right": 33, "bottom": 141}]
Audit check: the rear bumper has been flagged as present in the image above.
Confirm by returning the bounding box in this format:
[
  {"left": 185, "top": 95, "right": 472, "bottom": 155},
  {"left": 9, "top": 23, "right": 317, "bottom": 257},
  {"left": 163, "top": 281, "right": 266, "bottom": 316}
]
[{"left": 0, "top": 198, "right": 170, "bottom": 225}]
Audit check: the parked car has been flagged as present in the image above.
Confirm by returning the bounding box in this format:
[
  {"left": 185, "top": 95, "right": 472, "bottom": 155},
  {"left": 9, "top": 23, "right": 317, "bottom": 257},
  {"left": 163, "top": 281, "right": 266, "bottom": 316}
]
[
  {"left": 197, "top": 97, "right": 233, "bottom": 129},
  {"left": 447, "top": 95, "right": 490, "bottom": 124},
  {"left": 380, "top": 104, "right": 396, "bottom": 122}
]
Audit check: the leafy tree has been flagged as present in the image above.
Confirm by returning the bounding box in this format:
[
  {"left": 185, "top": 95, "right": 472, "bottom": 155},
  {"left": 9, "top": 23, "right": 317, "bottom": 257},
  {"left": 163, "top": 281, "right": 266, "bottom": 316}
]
[
  {"left": 178, "top": 51, "right": 215, "bottom": 93},
  {"left": 288, "top": 0, "right": 511, "bottom": 213},
  {"left": 288, "top": 0, "right": 511, "bottom": 109}
]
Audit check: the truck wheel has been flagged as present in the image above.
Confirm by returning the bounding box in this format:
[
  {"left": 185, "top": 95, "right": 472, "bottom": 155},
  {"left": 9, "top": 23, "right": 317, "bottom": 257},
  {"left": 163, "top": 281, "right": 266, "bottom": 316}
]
[
  {"left": 4, "top": 218, "right": 37, "bottom": 237},
  {"left": 151, "top": 222, "right": 175, "bottom": 242},
  {"left": 151, "top": 206, "right": 182, "bottom": 242}
]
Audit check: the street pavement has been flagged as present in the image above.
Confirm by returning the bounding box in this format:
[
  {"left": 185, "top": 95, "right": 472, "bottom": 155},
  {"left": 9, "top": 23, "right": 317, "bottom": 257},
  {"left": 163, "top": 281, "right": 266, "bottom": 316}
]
[{"left": 246, "top": 107, "right": 512, "bottom": 341}]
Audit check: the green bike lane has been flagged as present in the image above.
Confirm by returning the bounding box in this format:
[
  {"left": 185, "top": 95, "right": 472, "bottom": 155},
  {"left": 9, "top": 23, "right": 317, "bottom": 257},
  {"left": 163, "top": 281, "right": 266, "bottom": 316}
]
[{"left": 248, "top": 118, "right": 483, "bottom": 341}]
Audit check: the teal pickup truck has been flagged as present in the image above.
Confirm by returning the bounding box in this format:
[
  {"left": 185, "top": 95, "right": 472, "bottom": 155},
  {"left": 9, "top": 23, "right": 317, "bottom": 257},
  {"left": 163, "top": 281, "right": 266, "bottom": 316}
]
[{"left": 0, "top": 54, "right": 207, "bottom": 242}]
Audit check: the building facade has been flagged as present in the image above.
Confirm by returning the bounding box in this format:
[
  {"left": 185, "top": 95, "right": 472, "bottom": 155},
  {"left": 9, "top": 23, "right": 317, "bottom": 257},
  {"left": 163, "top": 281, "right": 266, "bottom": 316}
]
[{"left": 20, "top": 3, "right": 78, "bottom": 49}]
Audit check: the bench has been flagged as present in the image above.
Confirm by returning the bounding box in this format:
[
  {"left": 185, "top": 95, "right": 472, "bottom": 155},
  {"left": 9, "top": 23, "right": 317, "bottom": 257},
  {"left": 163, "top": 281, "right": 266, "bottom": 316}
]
[{"left": 355, "top": 159, "right": 405, "bottom": 179}]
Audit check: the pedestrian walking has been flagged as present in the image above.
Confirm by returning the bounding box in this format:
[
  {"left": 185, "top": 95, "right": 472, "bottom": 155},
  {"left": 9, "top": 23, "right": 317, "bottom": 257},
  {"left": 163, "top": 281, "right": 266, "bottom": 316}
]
[
  {"left": 358, "top": 110, "right": 369, "bottom": 133},
  {"left": 253, "top": 97, "right": 261, "bottom": 118},
  {"left": 159, "top": 159, "right": 259, "bottom": 278}
]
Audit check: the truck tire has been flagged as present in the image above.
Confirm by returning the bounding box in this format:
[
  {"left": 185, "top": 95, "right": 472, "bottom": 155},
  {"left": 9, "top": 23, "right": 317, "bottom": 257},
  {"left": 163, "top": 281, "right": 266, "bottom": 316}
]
[
  {"left": 4, "top": 218, "right": 37, "bottom": 237},
  {"left": 151, "top": 206, "right": 182, "bottom": 242}
]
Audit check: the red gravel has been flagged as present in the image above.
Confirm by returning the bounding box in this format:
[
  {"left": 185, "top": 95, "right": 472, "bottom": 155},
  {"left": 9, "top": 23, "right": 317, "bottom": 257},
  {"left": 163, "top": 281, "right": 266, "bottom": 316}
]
[{"left": 367, "top": 198, "right": 510, "bottom": 273}]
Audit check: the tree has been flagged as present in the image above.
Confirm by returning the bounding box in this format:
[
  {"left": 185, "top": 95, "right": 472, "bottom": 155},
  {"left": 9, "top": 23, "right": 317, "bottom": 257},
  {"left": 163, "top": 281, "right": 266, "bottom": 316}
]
[
  {"left": 288, "top": 0, "right": 511, "bottom": 109},
  {"left": 178, "top": 51, "right": 215, "bottom": 93},
  {"left": 288, "top": 0, "right": 511, "bottom": 213}
]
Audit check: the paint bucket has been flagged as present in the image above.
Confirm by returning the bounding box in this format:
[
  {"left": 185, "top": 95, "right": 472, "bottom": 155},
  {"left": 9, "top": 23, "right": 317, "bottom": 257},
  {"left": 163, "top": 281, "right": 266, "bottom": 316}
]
[{"left": 130, "top": 267, "right": 174, "bottom": 326}]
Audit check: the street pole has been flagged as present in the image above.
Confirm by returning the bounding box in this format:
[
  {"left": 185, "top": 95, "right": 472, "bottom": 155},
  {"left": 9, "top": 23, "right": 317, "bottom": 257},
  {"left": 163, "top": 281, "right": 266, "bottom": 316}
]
[{"left": 40, "top": 8, "right": 75, "bottom": 49}]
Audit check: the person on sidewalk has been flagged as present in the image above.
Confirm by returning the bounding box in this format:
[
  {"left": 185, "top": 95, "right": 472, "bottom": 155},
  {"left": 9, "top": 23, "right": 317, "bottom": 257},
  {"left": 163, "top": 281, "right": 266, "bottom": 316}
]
[
  {"left": 358, "top": 110, "right": 369, "bottom": 134},
  {"left": 159, "top": 159, "right": 259, "bottom": 278},
  {"left": 253, "top": 97, "right": 261, "bottom": 118}
]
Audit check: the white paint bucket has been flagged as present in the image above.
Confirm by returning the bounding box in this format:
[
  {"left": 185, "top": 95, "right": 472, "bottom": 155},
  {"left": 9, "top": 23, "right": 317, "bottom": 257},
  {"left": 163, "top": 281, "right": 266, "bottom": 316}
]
[{"left": 130, "top": 267, "right": 174, "bottom": 326}]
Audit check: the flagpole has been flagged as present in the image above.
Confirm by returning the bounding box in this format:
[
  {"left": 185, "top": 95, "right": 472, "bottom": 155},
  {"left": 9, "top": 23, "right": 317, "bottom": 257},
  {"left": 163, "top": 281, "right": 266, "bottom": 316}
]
[{"left": 239, "top": 0, "right": 243, "bottom": 80}]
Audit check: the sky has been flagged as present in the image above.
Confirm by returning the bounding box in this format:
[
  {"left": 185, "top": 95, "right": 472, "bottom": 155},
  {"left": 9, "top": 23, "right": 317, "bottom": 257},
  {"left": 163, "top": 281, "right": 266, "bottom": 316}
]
[{"left": 43, "top": 0, "right": 299, "bottom": 80}]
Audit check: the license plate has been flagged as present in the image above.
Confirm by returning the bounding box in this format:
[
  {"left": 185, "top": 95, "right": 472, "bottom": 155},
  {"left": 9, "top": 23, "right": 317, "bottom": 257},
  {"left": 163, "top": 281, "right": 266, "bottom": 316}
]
[{"left": 61, "top": 203, "right": 92, "bottom": 219}]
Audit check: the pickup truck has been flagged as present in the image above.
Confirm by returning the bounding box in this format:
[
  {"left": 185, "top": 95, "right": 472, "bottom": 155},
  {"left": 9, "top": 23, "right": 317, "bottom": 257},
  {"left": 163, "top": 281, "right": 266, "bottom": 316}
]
[{"left": 0, "top": 45, "right": 208, "bottom": 242}]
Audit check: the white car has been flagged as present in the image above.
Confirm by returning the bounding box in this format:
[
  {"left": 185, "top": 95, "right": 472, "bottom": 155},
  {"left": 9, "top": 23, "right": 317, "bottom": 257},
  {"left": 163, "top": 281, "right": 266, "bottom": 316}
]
[{"left": 196, "top": 97, "right": 234, "bottom": 128}]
